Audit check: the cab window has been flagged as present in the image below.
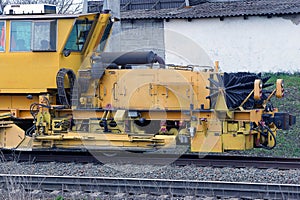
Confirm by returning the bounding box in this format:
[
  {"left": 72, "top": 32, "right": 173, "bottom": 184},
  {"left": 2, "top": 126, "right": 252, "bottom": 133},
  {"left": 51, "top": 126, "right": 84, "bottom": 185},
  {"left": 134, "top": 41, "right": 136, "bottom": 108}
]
[
  {"left": 10, "top": 21, "right": 31, "bottom": 51},
  {"left": 32, "top": 20, "right": 56, "bottom": 51},
  {"left": 64, "top": 19, "right": 93, "bottom": 52},
  {"left": 10, "top": 20, "right": 57, "bottom": 52},
  {"left": 0, "top": 21, "right": 5, "bottom": 52}
]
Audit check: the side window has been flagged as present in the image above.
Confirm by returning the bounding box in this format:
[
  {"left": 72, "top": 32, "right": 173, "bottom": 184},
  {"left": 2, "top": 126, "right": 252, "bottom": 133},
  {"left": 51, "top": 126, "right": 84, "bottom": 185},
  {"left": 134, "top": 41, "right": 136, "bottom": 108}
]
[
  {"left": 32, "top": 20, "right": 56, "bottom": 51},
  {"left": 64, "top": 19, "right": 93, "bottom": 52},
  {"left": 10, "top": 21, "right": 31, "bottom": 52},
  {"left": 0, "top": 21, "right": 5, "bottom": 52},
  {"left": 10, "top": 20, "right": 57, "bottom": 52}
]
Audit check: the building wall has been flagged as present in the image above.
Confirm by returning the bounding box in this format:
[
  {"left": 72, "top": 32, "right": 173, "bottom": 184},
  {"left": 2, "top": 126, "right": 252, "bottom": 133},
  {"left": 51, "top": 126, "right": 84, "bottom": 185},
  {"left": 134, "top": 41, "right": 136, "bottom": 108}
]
[
  {"left": 164, "top": 16, "right": 300, "bottom": 72},
  {"left": 116, "top": 19, "right": 165, "bottom": 59}
]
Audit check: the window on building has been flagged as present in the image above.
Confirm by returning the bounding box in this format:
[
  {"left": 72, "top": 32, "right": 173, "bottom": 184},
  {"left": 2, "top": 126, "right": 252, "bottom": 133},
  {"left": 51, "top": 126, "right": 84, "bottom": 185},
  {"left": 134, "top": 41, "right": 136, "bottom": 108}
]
[
  {"left": 0, "top": 21, "right": 5, "bottom": 52},
  {"left": 64, "top": 19, "right": 93, "bottom": 52},
  {"left": 10, "top": 20, "right": 57, "bottom": 52}
]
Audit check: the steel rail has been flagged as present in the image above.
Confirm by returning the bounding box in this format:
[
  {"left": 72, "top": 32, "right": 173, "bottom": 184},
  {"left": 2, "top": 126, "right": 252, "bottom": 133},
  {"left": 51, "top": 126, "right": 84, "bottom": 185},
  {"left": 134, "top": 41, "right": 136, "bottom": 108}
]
[
  {"left": 0, "top": 174, "right": 299, "bottom": 199},
  {"left": 176, "top": 154, "right": 300, "bottom": 169},
  {"left": 2, "top": 149, "right": 300, "bottom": 169}
]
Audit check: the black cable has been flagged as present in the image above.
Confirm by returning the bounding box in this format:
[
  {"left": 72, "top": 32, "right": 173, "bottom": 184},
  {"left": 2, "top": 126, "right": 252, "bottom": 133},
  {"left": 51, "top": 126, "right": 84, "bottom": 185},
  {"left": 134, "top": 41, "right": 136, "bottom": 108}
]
[
  {"left": 260, "top": 125, "right": 277, "bottom": 150},
  {"left": 29, "top": 103, "right": 51, "bottom": 120},
  {"left": 29, "top": 103, "right": 39, "bottom": 120},
  {"left": 43, "top": 96, "right": 50, "bottom": 107}
]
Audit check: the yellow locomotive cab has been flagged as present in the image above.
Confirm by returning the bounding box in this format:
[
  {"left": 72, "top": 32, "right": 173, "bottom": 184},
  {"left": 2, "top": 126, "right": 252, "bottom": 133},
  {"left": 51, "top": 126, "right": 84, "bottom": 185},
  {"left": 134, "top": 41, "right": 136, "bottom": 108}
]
[{"left": 0, "top": 9, "right": 112, "bottom": 117}]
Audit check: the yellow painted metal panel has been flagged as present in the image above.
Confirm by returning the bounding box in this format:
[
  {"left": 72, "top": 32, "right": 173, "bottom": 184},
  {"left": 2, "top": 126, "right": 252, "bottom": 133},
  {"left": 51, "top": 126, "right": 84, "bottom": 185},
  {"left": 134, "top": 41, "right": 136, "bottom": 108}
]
[
  {"left": 0, "top": 96, "right": 11, "bottom": 109},
  {"left": 207, "top": 119, "right": 222, "bottom": 132},
  {"left": 227, "top": 122, "right": 238, "bottom": 132},
  {"left": 0, "top": 95, "right": 38, "bottom": 110},
  {"left": 32, "top": 131, "right": 174, "bottom": 150},
  {"left": 57, "top": 19, "right": 75, "bottom": 53},
  {"left": 112, "top": 70, "right": 155, "bottom": 109},
  {"left": 0, "top": 123, "right": 25, "bottom": 148},
  {"left": 12, "top": 95, "right": 39, "bottom": 109},
  {"left": 233, "top": 111, "right": 250, "bottom": 121},
  {"left": 191, "top": 132, "right": 222, "bottom": 152},
  {"left": 97, "top": 69, "right": 211, "bottom": 111},
  {"left": 250, "top": 109, "right": 263, "bottom": 124},
  {"left": 222, "top": 134, "right": 254, "bottom": 150},
  {"left": 0, "top": 89, "right": 48, "bottom": 93}
]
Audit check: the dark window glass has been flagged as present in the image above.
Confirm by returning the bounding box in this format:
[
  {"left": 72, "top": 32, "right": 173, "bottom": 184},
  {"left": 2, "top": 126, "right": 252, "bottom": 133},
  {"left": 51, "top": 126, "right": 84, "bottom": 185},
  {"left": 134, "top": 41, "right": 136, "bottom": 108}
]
[
  {"left": 44, "top": 5, "right": 56, "bottom": 14},
  {"left": 64, "top": 19, "right": 93, "bottom": 52},
  {"left": 0, "top": 21, "right": 5, "bottom": 52}
]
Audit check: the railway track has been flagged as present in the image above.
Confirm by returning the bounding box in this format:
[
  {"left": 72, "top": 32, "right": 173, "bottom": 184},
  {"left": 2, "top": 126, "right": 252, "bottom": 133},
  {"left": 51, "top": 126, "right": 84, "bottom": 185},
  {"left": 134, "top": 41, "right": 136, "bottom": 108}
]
[
  {"left": 177, "top": 154, "right": 300, "bottom": 169},
  {"left": 1, "top": 149, "right": 300, "bottom": 169},
  {"left": 0, "top": 174, "right": 299, "bottom": 199}
]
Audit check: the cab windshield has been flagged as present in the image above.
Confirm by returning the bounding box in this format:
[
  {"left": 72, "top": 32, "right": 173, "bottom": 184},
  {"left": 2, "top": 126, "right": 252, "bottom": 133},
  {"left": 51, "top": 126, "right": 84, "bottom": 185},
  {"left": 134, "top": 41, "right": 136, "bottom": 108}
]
[{"left": 64, "top": 19, "right": 93, "bottom": 52}]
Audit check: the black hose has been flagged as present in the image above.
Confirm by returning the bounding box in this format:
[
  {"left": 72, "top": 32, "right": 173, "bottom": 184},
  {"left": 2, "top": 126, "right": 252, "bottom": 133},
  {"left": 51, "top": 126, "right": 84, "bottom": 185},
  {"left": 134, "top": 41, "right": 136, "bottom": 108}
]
[
  {"left": 99, "top": 51, "right": 166, "bottom": 68},
  {"left": 260, "top": 125, "right": 277, "bottom": 150},
  {"left": 29, "top": 103, "right": 38, "bottom": 120},
  {"left": 29, "top": 103, "right": 51, "bottom": 120},
  {"left": 153, "top": 55, "right": 165, "bottom": 68}
]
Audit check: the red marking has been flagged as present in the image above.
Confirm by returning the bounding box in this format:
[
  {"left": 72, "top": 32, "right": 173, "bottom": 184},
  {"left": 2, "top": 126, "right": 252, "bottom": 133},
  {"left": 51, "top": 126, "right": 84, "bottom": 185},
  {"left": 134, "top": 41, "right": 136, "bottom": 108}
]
[{"left": 0, "top": 26, "right": 4, "bottom": 47}]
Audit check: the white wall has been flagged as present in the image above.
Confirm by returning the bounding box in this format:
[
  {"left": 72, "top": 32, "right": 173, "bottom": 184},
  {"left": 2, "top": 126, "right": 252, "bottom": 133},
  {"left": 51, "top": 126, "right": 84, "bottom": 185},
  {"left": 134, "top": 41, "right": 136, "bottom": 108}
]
[{"left": 164, "top": 16, "right": 300, "bottom": 72}]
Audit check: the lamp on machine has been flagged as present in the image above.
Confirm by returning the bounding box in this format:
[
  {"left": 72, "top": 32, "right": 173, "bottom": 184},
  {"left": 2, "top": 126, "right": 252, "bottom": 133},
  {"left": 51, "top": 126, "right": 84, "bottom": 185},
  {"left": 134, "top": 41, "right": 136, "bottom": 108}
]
[
  {"left": 254, "top": 79, "right": 263, "bottom": 100},
  {"left": 63, "top": 49, "right": 71, "bottom": 57},
  {"left": 259, "top": 78, "right": 285, "bottom": 107},
  {"left": 276, "top": 79, "right": 284, "bottom": 98}
]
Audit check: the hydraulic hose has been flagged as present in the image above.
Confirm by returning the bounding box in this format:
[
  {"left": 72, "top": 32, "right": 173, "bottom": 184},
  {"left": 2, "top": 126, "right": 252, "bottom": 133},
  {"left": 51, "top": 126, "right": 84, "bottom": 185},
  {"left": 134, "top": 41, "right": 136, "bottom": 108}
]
[{"left": 260, "top": 125, "right": 277, "bottom": 150}]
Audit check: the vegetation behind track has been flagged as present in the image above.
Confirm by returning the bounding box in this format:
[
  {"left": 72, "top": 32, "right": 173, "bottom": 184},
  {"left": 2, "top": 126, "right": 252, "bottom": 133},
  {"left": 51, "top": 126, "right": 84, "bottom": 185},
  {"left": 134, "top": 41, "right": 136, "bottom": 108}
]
[{"left": 242, "top": 72, "right": 300, "bottom": 157}]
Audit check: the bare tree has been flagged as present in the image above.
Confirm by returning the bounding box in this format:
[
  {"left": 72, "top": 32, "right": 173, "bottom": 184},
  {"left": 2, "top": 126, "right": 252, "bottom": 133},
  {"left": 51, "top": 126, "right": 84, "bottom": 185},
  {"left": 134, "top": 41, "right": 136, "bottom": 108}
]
[
  {"left": 0, "top": 0, "right": 7, "bottom": 13},
  {"left": 0, "top": 0, "right": 82, "bottom": 14}
]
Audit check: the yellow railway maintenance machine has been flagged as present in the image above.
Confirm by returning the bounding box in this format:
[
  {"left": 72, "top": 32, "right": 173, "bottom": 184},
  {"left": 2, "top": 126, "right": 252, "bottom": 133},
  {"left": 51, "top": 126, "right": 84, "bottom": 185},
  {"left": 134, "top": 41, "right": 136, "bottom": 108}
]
[{"left": 0, "top": 4, "right": 295, "bottom": 153}]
